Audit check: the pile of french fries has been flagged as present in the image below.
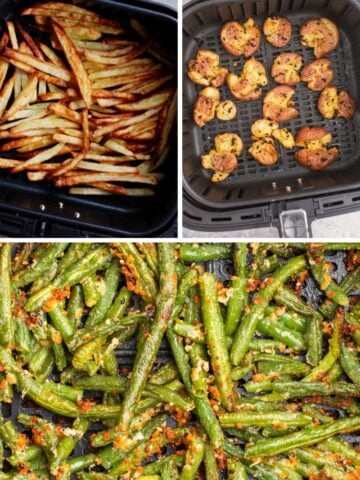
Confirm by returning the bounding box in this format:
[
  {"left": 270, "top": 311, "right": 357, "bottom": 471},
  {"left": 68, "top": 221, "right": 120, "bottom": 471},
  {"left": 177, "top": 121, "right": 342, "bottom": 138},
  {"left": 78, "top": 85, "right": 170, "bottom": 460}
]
[{"left": 0, "top": 1, "right": 176, "bottom": 196}]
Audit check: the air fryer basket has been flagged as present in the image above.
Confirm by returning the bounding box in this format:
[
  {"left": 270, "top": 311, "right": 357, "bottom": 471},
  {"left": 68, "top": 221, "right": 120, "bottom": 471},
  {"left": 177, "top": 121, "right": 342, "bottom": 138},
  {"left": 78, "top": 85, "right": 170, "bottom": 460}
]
[
  {"left": 1, "top": 246, "right": 359, "bottom": 478},
  {"left": 183, "top": 0, "right": 360, "bottom": 217},
  {"left": 0, "top": 0, "right": 177, "bottom": 237}
]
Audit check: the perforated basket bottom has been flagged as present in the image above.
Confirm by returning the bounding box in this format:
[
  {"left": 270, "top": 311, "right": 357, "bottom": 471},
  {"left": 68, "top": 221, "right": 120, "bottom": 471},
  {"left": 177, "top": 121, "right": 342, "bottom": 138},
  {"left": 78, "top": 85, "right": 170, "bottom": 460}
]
[
  {"left": 1, "top": 249, "right": 360, "bottom": 478},
  {"left": 183, "top": 7, "right": 360, "bottom": 205}
]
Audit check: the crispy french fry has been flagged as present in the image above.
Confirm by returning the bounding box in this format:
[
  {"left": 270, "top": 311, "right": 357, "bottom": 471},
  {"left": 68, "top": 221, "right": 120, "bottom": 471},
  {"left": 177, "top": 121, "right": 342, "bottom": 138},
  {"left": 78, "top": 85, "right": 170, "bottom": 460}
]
[
  {"left": 91, "top": 71, "right": 161, "bottom": 90},
  {"left": 0, "top": 61, "right": 9, "bottom": 91},
  {"left": 116, "top": 91, "right": 172, "bottom": 112},
  {"left": 50, "top": 150, "right": 86, "bottom": 177},
  {"left": 6, "top": 21, "right": 18, "bottom": 49},
  {"left": 84, "top": 154, "right": 141, "bottom": 163},
  {"left": 17, "top": 137, "right": 56, "bottom": 153},
  {"left": 15, "top": 21, "right": 44, "bottom": 59},
  {"left": 38, "top": 41, "right": 67, "bottom": 67},
  {"left": 39, "top": 91, "right": 67, "bottom": 101},
  {"left": 27, "top": 171, "right": 47, "bottom": 181},
  {"left": 3, "top": 48, "right": 71, "bottom": 80},
  {"left": 0, "top": 55, "right": 68, "bottom": 87},
  {"left": 54, "top": 172, "right": 158, "bottom": 187},
  {"left": 77, "top": 161, "right": 138, "bottom": 173},
  {"left": 89, "top": 59, "right": 158, "bottom": 80},
  {"left": 3, "top": 75, "right": 38, "bottom": 121},
  {"left": 48, "top": 102, "right": 82, "bottom": 124},
  {"left": 155, "top": 90, "right": 177, "bottom": 158},
  {"left": 11, "top": 142, "right": 65, "bottom": 172},
  {"left": 94, "top": 107, "right": 161, "bottom": 137},
  {"left": 89, "top": 182, "right": 155, "bottom": 196},
  {"left": 0, "top": 74, "right": 15, "bottom": 119},
  {"left": 69, "top": 187, "right": 112, "bottom": 195},
  {"left": 12, "top": 115, "right": 78, "bottom": 133}
]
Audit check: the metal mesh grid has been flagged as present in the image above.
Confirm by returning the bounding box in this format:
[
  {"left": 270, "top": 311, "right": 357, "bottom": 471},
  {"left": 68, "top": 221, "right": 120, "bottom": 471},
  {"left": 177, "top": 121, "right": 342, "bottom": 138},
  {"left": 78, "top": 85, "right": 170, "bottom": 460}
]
[
  {"left": 1, "top": 249, "right": 360, "bottom": 476},
  {"left": 183, "top": 6, "right": 360, "bottom": 204}
]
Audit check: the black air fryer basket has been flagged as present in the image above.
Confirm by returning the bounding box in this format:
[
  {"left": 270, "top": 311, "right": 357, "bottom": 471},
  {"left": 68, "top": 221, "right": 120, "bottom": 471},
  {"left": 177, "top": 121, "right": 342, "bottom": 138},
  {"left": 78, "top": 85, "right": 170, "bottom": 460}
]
[
  {"left": 183, "top": 0, "right": 360, "bottom": 236},
  {"left": 0, "top": 0, "right": 177, "bottom": 238}
]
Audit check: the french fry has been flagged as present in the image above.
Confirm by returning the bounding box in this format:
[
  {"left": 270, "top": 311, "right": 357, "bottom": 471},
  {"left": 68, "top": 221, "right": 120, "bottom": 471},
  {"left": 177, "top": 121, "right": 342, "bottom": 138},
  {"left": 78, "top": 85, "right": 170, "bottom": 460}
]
[
  {"left": 0, "top": 61, "right": 9, "bottom": 91},
  {"left": 115, "top": 91, "right": 172, "bottom": 112},
  {"left": 88, "top": 182, "right": 155, "bottom": 196},
  {"left": 93, "top": 107, "right": 161, "bottom": 137},
  {"left": 69, "top": 186, "right": 112, "bottom": 195},
  {"left": 91, "top": 71, "right": 161, "bottom": 90},
  {"left": 38, "top": 42, "right": 67, "bottom": 67},
  {"left": 27, "top": 171, "right": 47, "bottom": 181},
  {"left": 3, "top": 75, "right": 38, "bottom": 121},
  {"left": 12, "top": 116, "right": 78, "bottom": 133},
  {"left": 53, "top": 133, "right": 82, "bottom": 146},
  {"left": 0, "top": 55, "right": 68, "bottom": 87},
  {"left": 77, "top": 161, "right": 138, "bottom": 173},
  {"left": 11, "top": 142, "right": 65, "bottom": 172},
  {"left": 155, "top": 90, "right": 177, "bottom": 158},
  {"left": 0, "top": 74, "right": 15, "bottom": 118},
  {"left": 3, "top": 48, "right": 71, "bottom": 81},
  {"left": 73, "top": 39, "right": 132, "bottom": 50},
  {"left": 88, "top": 59, "right": 158, "bottom": 80},
  {"left": 48, "top": 102, "right": 83, "bottom": 124},
  {"left": 17, "top": 137, "right": 56, "bottom": 153},
  {"left": 15, "top": 21, "right": 44, "bottom": 59},
  {"left": 0, "top": 135, "right": 47, "bottom": 151},
  {"left": 50, "top": 150, "right": 86, "bottom": 177},
  {"left": 84, "top": 154, "right": 142, "bottom": 163},
  {"left": 39, "top": 91, "right": 67, "bottom": 101},
  {"left": 54, "top": 172, "right": 158, "bottom": 187},
  {"left": 52, "top": 20, "right": 93, "bottom": 108}
]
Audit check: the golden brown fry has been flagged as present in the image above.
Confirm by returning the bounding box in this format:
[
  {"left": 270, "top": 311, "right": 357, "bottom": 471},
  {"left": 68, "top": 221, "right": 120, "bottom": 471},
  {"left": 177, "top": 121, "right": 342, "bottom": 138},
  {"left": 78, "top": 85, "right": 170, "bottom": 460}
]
[
  {"left": 0, "top": 32, "right": 9, "bottom": 52},
  {"left": 3, "top": 75, "right": 38, "bottom": 121},
  {"left": 51, "top": 20, "right": 92, "bottom": 107},
  {"left": 93, "top": 108, "right": 161, "bottom": 137},
  {"left": 155, "top": 90, "right": 177, "bottom": 159},
  {"left": 38, "top": 41, "right": 67, "bottom": 67},
  {"left": 15, "top": 21, "right": 44, "bottom": 59},
  {"left": 47, "top": 102, "right": 82, "bottom": 124},
  {"left": 11, "top": 142, "right": 65, "bottom": 172},
  {"left": 0, "top": 74, "right": 15, "bottom": 119},
  {"left": 54, "top": 172, "right": 158, "bottom": 187}
]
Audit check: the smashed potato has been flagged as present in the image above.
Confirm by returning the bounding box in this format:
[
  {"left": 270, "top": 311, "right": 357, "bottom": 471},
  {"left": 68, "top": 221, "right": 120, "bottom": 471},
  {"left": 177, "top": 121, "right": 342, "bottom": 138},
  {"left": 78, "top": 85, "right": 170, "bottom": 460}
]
[
  {"left": 188, "top": 50, "right": 228, "bottom": 87},
  {"left": 216, "top": 100, "right": 237, "bottom": 121},
  {"left": 271, "top": 52, "right": 302, "bottom": 86},
  {"left": 249, "top": 137, "right": 278, "bottom": 165},
  {"left": 221, "top": 18, "right": 261, "bottom": 57},
  {"left": 263, "top": 16, "right": 292, "bottom": 48},
  {"left": 295, "top": 147, "right": 339, "bottom": 170},
  {"left": 300, "top": 17, "right": 340, "bottom": 58},
  {"left": 201, "top": 149, "right": 238, "bottom": 182},
  {"left": 301, "top": 59, "right": 334, "bottom": 91},
  {"left": 193, "top": 87, "right": 220, "bottom": 128},
  {"left": 251, "top": 119, "right": 279, "bottom": 138},
  {"left": 319, "top": 87, "right": 357, "bottom": 120},
  {"left": 295, "top": 126, "right": 332, "bottom": 149},
  {"left": 227, "top": 57, "right": 268, "bottom": 101},
  {"left": 272, "top": 128, "right": 295, "bottom": 149},
  {"left": 295, "top": 126, "right": 339, "bottom": 170},
  {"left": 263, "top": 85, "right": 299, "bottom": 122},
  {"left": 215, "top": 133, "right": 244, "bottom": 156}
]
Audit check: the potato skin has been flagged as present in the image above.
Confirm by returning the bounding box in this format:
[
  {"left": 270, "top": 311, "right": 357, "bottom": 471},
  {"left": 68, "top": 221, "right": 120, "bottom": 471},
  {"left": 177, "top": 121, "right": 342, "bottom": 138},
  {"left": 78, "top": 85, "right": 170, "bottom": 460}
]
[
  {"left": 201, "top": 149, "right": 238, "bottom": 182},
  {"left": 271, "top": 52, "right": 302, "bottom": 86},
  {"left": 249, "top": 137, "right": 278, "bottom": 165},
  {"left": 301, "top": 59, "right": 334, "bottom": 91},
  {"left": 251, "top": 119, "right": 279, "bottom": 139},
  {"left": 188, "top": 49, "right": 228, "bottom": 87},
  {"left": 263, "top": 16, "right": 292, "bottom": 48},
  {"left": 295, "top": 126, "right": 332, "bottom": 147},
  {"left": 295, "top": 147, "right": 339, "bottom": 170},
  {"left": 272, "top": 128, "right": 295, "bottom": 149},
  {"left": 220, "top": 18, "right": 261, "bottom": 57},
  {"left": 318, "top": 86, "right": 338, "bottom": 119},
  {"left": 263, "top": 85, "right": 299, "bottom": 122},
  {"left": 193, "top": 87, "right": 220, "bottom": 128},
  {"left": 300, "top": 17, "right": 340, "bottom": 58}
]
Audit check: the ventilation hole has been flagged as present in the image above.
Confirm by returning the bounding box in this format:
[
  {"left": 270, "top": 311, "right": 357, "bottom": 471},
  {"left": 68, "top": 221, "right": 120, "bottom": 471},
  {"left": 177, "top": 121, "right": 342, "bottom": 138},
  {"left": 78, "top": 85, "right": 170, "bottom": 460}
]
[
  {"left": 323, "top": 200, "right": 344, "bottom": 208},
  {"left": 241, "top": 213, "right": 262, "bottom": 220},
  {"left": 211, "top": 217, "right": 232, "bottom": 222}
]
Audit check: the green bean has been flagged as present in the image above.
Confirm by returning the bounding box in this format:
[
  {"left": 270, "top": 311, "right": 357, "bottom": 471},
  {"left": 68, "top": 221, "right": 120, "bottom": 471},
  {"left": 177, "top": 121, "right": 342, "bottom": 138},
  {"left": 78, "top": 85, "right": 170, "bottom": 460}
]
[
  {"left": 219, "top": 411, "right": 311, "bottom": 428},
  {"left": 272, "top": 381, "right": 360, "bottom": 398},
  {"left": 302, "top": 309, "right": 341, "bottom": 381},
  {"left": 29, "top": 345, "right": 54, "bottom": 382},
  {"left": 68, "top": 453, "right": 97, "bottom": 473},
  {"left": 25, "top": 245, "right": 111, "bottom": 312},
  {"left": 113, "top": 242, "right": 158, "bottom": 303},
  {"left": 245, "top": 415, "right": 360, "bottom": 458},
  {"left": 172, "top": 320, "right": 205, "bottom": 343},
  {"left": 30, "top": 260, "right": 58, "bottom": 295},
  {"left": 305, "top": 314, "right": 323, "bottom": 367},
  {"left": 67, "top": 285, "right": 84, "bottom": 329},
  {"left": 231, "top": 256, "right": 307, "bottom": 365},
  {"left": 45, "top": 382, "right": 83, "bottom": 402},
  {"left": 7, "top": 445, "right": 42, "bottom": 466},
  {"left": 142, "top": 455, "right": 185, "bottom": 475},
  {"left": 318, "top": 437, "right": 360, "bottom": 466},
  {"left": 12, "top": 243, "right": 32, "bottom": 273},
  {"left": 274, "top": 286, "right": 323, "bottom": 321},
  {"left": 180, "top": 436, "right": 205, "bottom": 480},
  {"left": 161, "top": 459, "right": 179, "bottom": 480},
  {"left": 86, "top": 257, "right": 121, "bottom": 327},
  {"left": 200, "top": 272, "right": 235, "bottom": 411},
  {"left": 203, "top": 445, "right": 219, "bottom": 480},
  {"left": 136, "top": 242, "right": 158, "bottom": 275},
  {"left": 340, "top": 342, "right": 360, "bottom": 384},
  {"left": 12, "top": 243, "right": 68, "bottom": 287},
  {"left": 145, "top": 383, "right": 194, "bottom": 410},
  {"left": 231, "top": 363, "right": 253, "bottom": 381},
  {"left": 295, "top": 447, "right": 344, "bottom": 470},
  {"left": 48, "top": 326, "right": 67, "bottom": 372},
  {"left": 179, "top": 243, "right": 232, "bottom": 262},
  {"left": 256, "top": 317, "right": 306, "bottom": 351},
  {"left": 308, "top": 249, "right": 349, "bottom": 306},
  {"left": 14, "top": 314, "right": 33, "bottom": 363},
  {"left": 57, "top": 243, "right": 92, "bottom": 273},
  {"left": 0, "top": 244, "right": 13, "bottom": 347},
  {"left": 117, "top": 244, "right": 177, "bottom": 430},
  {"left": 81, "top": 272, "right": 100, "bottom": 308},
  {"left": 227, "top": 457, "right": 247, "bottom": 480},
  {"left": 150, "top": 362, "right": 179, "bottom": 385},
  {"left": 225, "top": 243, "right": 248, "bottom": 337}
]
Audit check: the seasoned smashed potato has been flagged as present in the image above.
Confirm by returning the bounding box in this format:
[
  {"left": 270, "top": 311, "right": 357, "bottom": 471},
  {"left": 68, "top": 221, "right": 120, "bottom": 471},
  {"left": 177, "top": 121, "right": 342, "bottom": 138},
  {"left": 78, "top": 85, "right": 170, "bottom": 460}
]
[
  {"left": 272, "top": 128, "right": 295, "bottom": 149},
  {"left": 221, "top": 18, "right": 261, "bottom": 57},
  {"left": 227, "top": 57, "right": 268, "bottom": 101},
  {"left": 193, "top": 87, "right": 220, "bottom": 128},
  {"left": 188, "top": 50, "right": 228, "bottom": 87},
  {"left": 216, "top": 100, "right": 237, "bottom": 121},
  {"left": 201, "top": 149, "right": 238, "bottom": 182},
  {"left": 300, "top": 17, "right": 340, "bottom": 58},
  {"left": 251, "top": 119, "right": 279, "bottom": 139},
  {"left": 318, "top": 87, "right": 357, "bottom": 120},
  {"left": 295, "top": 147, "right": 339, "bottom": 170},
  {"left": 215, "top": 133, "right": 244, "bottom": 156},
  {"left": 263, "top": 85, "right": 299, "bottom": 122},
  {"left": 249, "top": 137, "right": 278, "bottom": 165},
  {"left": 295, "top": 126, "right": 339, "bottom": 170},
  {"left": 301, "top": 59, "right": 334, "bottom": 91},
  {"left": 271, "top": 52, "right": 302, "bottom": 86},
  {"left": 263, "top": 16, "right": 292, "bottom": 48}
]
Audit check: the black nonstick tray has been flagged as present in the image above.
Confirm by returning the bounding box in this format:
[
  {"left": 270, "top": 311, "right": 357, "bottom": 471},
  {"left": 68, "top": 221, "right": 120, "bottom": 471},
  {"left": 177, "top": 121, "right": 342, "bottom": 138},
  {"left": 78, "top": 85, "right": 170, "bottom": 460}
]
[
  {"left": 183, "top": 0, "right": 360, "bottom": 231},
  {"left": 1, "top": 246, "right": 360, "bottom": 478},
  {"left": 0, "top": 0, "right": 177, "bottom": 237}
]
